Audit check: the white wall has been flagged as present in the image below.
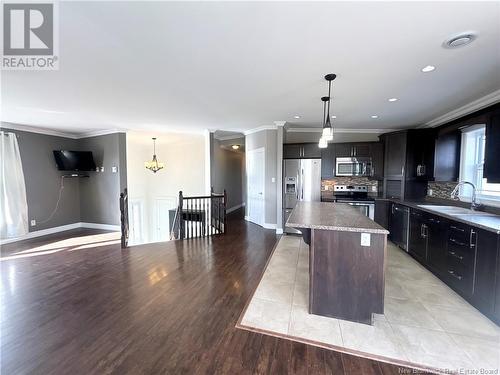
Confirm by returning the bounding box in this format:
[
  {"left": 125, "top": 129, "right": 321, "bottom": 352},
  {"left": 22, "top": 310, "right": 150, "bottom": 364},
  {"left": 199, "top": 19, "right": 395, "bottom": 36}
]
[{"left": 126, "top": 131, "right": 206, "bottom": 244}]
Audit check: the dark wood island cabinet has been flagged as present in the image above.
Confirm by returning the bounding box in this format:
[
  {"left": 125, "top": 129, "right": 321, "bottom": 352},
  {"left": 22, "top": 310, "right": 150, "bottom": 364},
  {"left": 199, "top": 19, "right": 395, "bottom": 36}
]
[{"left": 286, "top": 202, "right": 389, "bottom": 325}]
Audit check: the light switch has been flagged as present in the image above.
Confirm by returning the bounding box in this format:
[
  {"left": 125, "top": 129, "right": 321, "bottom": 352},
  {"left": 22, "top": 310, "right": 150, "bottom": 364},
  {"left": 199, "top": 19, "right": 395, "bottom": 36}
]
[
  {"left": 361, "top": 233, "right": 371, "bottom": 247},
  {"left": 271, "top": 177, "right": 276, "bottom": 183},
  {"left": 111, "top": 166, "right": 118, "bottom": 173}
]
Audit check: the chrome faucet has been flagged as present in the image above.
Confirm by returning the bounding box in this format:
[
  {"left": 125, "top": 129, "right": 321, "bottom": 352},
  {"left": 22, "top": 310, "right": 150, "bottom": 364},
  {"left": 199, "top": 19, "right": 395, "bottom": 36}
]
[{"left": 450, "top": 181, "right": 481, "bottom": 210}]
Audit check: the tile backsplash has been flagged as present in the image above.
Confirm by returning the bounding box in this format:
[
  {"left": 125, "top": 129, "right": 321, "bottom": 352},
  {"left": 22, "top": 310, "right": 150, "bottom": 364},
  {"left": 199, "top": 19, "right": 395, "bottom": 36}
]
[
  {"left": 427, "top": 181, "right": 459, "bottom": 201},
  {"left": 321, "top": 177, "right": 378, "bottom": 192}
]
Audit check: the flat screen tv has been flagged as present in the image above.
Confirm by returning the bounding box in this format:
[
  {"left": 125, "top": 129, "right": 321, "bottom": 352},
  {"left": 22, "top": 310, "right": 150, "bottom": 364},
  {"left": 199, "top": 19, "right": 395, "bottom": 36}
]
[{"left": 53, "top": 150, "right": 97, "bottom": 171}]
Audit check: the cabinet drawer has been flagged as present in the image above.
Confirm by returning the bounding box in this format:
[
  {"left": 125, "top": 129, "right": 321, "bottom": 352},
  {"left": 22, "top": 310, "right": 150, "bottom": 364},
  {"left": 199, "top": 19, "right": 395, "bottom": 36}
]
[
  {"left": 445, "top": 261, "right": 473, "bottom": 296},
  {"left": 446, "top": 249, "right": 473, "bottom": 270},
  {"left": 449, "top": 224, "right": 470, "bottom": 242},
  {"left": 448, "top": 236, "right": 475, "bottom": 268}
]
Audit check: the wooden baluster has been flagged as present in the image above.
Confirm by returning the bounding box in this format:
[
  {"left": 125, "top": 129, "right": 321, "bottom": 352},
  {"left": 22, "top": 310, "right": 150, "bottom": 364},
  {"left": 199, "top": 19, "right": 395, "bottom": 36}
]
[
  {"left": 223, "top": 189, "right": 227, "bottom": 234},
  {"left": 179, "top": 191, "right": 184, "bottom": 239},
  {"left": 195, "top": 198, "right": 198, "bottom": 238},
  {"left": 205, "top": 197, "right": 208, "bottom": 237},
  {"left": 188, "top": 199, "right": 191, "bottom": 239}
]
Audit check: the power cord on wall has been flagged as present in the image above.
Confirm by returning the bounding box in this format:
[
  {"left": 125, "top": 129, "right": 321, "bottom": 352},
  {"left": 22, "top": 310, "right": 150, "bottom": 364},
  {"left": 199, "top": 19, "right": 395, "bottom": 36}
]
[{"left": 37, "top": 175, "right": 66, "bottom": 225}]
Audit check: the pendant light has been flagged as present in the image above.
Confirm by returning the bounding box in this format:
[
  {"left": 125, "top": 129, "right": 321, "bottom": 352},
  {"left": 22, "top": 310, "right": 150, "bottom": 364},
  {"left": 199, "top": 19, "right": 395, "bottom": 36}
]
[
  {"left": 322, "top": 74, "right": 336, "bottom": 141},
  {"left": 318, "top": 96, "right": 329, "bottom": 148},
  {"left": 144, "top": 137, "right": 164, "bottom": 173}
]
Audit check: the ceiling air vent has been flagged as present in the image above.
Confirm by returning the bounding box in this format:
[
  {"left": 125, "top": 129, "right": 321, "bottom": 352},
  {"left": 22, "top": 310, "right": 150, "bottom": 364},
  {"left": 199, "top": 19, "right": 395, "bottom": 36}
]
[{"left": 444, "top": 32, "right": 477, "bottom": 49}]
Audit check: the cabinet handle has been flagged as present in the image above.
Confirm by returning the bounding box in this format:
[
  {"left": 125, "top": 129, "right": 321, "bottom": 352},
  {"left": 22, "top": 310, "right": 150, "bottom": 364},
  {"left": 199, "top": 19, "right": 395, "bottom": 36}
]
[
  {"left": 448, "top": 251, "right": 464, "bottom": 261},
  {"left": 448, "top": 269, "right": 463, "bottom": 280},
  {"left": 391, "top": 204, "right": 395, "bottom": 214},
  {"left": 450, "top": 225, "right": 465, "bottom": 233},
  {"left": 469, "top": 229, "right": 476, "bottom": 249},
  {"left": 449, "top": 238, "right": 467, "bottom": 247},
  {"left": 428, "top": 218, "right": 440, "bottom": 224}
]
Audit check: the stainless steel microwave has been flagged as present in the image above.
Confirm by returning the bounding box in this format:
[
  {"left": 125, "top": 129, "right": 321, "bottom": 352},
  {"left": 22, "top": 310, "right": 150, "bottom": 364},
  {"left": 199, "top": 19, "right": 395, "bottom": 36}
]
[{"left": 335, "top": 157, "right": 372, "bottom": 177}]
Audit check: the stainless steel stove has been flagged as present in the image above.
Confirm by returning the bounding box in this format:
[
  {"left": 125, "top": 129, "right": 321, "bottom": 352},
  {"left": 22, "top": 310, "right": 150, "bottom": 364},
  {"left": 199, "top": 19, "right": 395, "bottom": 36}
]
[{"left": 332, "top": 185, "right": 375, "bottom": 220}]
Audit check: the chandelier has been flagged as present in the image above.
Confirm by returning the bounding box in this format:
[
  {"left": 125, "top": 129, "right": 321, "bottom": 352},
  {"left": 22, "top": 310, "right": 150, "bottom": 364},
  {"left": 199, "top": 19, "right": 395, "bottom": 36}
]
[{"left": 144, "top": 137, "right": 164, "bottom": 173}]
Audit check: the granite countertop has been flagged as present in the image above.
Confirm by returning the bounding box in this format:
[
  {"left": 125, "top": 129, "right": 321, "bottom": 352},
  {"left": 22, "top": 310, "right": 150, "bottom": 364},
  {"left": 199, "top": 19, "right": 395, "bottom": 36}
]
[
  {"left": 286, "top": 201, "right": 389, "bottom": 234},
  {"left": 376, "top": 198, "right": 500, "bottom": 234}
]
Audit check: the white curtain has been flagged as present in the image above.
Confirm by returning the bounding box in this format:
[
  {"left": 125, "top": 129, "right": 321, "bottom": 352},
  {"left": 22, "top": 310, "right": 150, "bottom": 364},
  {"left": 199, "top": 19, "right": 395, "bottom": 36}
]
[{"left": 0, "top": 131, "right": 29, "bottom": 239}]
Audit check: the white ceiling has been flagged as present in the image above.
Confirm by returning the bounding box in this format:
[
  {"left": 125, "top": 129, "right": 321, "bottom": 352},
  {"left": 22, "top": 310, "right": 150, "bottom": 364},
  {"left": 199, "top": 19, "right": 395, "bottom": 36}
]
[{"left": 1, "top": 1, "right": 499, "bottom": 135}]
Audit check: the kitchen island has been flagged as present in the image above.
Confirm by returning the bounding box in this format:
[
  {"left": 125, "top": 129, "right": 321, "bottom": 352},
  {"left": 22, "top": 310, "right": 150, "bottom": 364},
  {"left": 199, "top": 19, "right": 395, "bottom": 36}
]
[{"left": 286, "top": 201, "right": 389, "bottom": 325}]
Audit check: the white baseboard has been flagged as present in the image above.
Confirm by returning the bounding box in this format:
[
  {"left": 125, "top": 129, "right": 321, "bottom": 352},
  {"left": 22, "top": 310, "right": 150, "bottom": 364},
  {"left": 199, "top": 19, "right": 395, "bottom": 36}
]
[
  {"left": 226, "top": 203, "right": 245, "bottom": 214},
  {"left": 80, "top": 222, "right": 121, "bottom": 231},
  {"left": 244, "top": 215, "right": 250, "bottom": 221},
  {"left": 262, "top": 222, "right": 277, "bottom": 230},
  {"left": 276, "top": 228, "right": 284, "bottom": 234},
  {"left": 0, "top": 222, "right": 120, "bottom": 245}
]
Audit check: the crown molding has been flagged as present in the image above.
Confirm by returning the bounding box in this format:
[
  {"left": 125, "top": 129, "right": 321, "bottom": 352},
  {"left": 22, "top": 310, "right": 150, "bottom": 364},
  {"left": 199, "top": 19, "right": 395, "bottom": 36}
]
[
  {"left": 77, "top": 129, "right": 126, "bottom": 138},
  {"left": 244, "top": 125, "right": 277, "bottom": 136},
  {"left": 286, "top": 127, "right": 397, "bottom": 134},
  {"left": 0, "top": 122, "right": 79, "bottom": 139},
  {"left": 214, "top": 134, "right": 244, "bottom": 141},
  {"left": 421, "top": 89, "right": 500, "bottom": 128},
  {"left": 274, "top": 121, "right": 286, "bottom": 127},
  {"left": 0, "top": 122, "right": 126, "bottom": 139}
]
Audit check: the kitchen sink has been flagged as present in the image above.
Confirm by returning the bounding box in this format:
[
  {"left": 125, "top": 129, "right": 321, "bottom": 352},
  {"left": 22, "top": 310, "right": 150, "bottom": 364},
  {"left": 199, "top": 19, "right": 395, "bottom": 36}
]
[{"left": 417, "top": 205, "right": 493, "bottom": 216}]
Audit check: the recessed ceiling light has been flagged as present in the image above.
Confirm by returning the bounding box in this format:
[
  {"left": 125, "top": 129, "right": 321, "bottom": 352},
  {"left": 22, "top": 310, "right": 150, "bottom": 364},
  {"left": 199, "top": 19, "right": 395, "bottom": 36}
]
[
  {"left": 371, "top": 115, "right": 379, "bottom": 119},
  {"left": 421, "top": 65, "right": 436, "bottom": 73},
  {"left": 331, "top": 115, "right": 337, "bottom": 119},
  {"left": 294, "top": 115, "right": 300, "bottom": 119},
  {"left": 444, "top": 32, "right": 477, "bottom": 49},
  {"left": 388, "top": 98, "right": 398, "bottom": 102},
  {"left": 231, "top": 145, "right": 240, "bottom": 150}
]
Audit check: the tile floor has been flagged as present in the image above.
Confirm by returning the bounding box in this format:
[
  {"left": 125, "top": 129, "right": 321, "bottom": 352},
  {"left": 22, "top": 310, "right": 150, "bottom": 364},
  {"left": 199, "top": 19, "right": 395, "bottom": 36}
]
[{"left": 239, "top": 235, "right": 500, "bottom": 372}]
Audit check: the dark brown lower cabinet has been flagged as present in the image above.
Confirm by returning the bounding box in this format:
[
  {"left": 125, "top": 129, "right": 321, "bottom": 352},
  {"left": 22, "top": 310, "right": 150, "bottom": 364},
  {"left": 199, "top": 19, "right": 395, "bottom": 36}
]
[
  {"left": 389, "top": 204, "right": 500, "bottom": 325},
  {"left": 374, "top": 199, "right": 390, "bottom": 230},
  {"left": 408, "top": 209, "right": 427, "bottom": 263},
  {"left": 445, "top": 223, "right": 476, "bottom": 297},
  {"left": 426, "top": 215, "right": 449, "bottom": 277},
  {"left": 472, "top": 229, "right": 499, "bottom": 315}
]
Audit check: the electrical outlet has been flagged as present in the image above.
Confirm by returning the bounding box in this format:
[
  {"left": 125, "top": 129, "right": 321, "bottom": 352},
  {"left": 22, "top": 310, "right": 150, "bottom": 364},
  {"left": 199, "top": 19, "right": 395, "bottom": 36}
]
[
  {"left": 111, "top": 166, "right": 117, "bottom": 173},
  {"left": 361, "top": 233, "right": 371, "bottom": 247},
  {"left": 100, "top": 166, "right": 104, "bottom": 172},
  {"left": 428, "top": 189, "right": 433, "bottom": 196},
  {"left": 271, "top": 177, "right": 276, "bottom": 183},
  {"left": 30, "top": 219, "right": 36, "bottom": 227},
  {"left": 371, "top": 185, "right": 377, "bottom": 192}
]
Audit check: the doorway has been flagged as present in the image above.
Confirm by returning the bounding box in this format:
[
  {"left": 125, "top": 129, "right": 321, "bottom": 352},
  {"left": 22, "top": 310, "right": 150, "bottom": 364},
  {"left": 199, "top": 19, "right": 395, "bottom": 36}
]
[{"left": 246, "top": 148, "right": 265, "bottom": 226}]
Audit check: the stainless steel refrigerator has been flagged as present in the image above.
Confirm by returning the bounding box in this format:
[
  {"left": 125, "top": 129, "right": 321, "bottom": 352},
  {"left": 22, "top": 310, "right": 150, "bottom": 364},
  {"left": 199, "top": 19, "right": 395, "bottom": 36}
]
[{"left": 283, "top": 159, "right": 322, "bottom": 234}]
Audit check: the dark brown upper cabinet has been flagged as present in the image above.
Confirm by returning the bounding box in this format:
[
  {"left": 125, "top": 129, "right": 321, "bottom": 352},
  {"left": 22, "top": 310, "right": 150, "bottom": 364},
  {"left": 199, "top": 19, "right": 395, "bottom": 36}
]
[
  {"left": 434, "top": 130, "right": 461, "bottom": 182},
  {"left": 333, "top": 142, "right": 371, "bottom": 158},
  {"left": 370, "top": 142, "right": 384, "bottom": 180},
  {"left": 320, "top": 145, "right": 335, "bottom": 179},
  {"left": 283, "top": 143, "right": 321, "bottom": 159},
  {"left": 380, "top": 129, "right": 434, "bottom": 200},
  {"left": 382, "top": 132, "right": 407, "bottom": 179},
  {"left": 484, "top": 111, "right": 500, "bottom": 183}
]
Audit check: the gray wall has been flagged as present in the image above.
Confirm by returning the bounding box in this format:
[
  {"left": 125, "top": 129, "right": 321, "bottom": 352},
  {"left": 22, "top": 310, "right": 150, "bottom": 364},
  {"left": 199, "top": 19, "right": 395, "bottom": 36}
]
[
  {"left": 0, "top": 123, "right": 126, "bottom": 233},
  {"left": 1, "top": 124, "right": 81, "bottom": 232},
  {"left": 245, "top": 129, "right": 278, "bottom": 225},
  {"left": 211, "top": 137, "right": 245, "bottom": 210},
  {"left": 78, "top": 133, "right": 126, "bottom": 225}
]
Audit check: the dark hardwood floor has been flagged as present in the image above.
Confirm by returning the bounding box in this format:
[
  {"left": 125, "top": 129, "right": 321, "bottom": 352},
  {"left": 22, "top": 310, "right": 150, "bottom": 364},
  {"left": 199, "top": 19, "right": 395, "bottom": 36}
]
[{"left": 0, "top": 211, "right": 420, "bottom": 374}]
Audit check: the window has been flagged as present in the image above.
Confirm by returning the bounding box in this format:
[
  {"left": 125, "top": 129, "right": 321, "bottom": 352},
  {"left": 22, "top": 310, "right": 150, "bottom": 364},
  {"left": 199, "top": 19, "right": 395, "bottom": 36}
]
[{"left": 459, "top": 125, "right": 500, "bottom": 206}]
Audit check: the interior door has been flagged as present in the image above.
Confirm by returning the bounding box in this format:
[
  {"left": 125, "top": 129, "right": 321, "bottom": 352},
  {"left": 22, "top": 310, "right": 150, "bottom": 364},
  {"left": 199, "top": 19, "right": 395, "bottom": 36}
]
[{"left": 247, "top": 148, "right": 265, "bottom": 226}]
